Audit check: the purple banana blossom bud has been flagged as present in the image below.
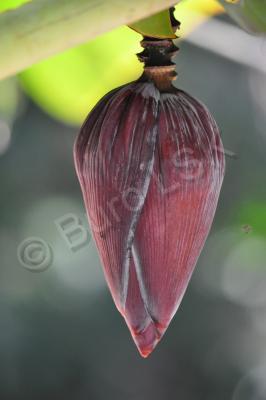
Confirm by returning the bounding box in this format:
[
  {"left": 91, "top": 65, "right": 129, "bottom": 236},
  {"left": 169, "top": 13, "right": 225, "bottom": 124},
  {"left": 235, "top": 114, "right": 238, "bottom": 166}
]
[{"left": 74, "top": 29, "right": 225, "bottom": 357}]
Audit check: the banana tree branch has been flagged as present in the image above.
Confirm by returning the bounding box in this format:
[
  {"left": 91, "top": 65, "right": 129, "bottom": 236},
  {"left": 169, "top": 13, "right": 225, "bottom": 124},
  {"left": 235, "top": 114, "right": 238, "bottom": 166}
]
[{"left": 0, "top": 0, "right": 177, "bottom": 81}]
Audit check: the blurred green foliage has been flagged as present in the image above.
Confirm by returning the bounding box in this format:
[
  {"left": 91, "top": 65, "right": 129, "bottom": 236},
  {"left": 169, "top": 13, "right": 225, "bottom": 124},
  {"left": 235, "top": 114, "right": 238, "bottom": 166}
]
[
  {"left": 3, "top": 0, "right": 264, "bottom": 126},
  {"left": 219, "top": 0, "right": 266, "bottom": 33},
  {"left": 237, "top": 202, "right": 266, "bottom": 237},
  {"left": 20, "top": 27, "right": 142, "bottom": 125},
  {"left": 18, "top": 0, "right": 222, "bottom": 125},
  {"left": 0, "top": 0, "right": 30, "bottom": 13}
]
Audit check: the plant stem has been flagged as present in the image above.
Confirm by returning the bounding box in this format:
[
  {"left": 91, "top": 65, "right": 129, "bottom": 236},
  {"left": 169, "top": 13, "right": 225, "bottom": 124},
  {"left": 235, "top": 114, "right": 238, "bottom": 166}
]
[{"left": 0, "top": 0, "right": 177, "bottom": 81}]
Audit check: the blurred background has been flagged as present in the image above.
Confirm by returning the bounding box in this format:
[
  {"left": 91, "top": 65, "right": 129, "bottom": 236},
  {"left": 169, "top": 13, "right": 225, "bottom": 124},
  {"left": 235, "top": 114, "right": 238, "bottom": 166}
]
[{"left": 0, "top": 1, "right": 266, "bottom": 399}]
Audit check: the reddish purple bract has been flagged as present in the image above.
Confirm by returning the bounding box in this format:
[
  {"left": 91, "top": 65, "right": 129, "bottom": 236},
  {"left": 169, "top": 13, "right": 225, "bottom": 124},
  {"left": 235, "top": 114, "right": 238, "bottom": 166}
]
[{"left": 74, "top": 80, "right": 225, "bottom": 357}]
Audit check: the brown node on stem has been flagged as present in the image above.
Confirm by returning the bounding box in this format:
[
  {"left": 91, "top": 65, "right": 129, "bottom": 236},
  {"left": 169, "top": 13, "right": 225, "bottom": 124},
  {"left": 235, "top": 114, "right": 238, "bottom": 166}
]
[{"left": 137, "top": 8, "right": 180, "bottom": 92}]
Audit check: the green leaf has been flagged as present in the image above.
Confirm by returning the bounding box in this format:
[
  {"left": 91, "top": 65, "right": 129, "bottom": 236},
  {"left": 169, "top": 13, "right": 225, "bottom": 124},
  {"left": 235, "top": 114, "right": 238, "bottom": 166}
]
[
  {"left": 0, "top": 0, "right": 31, "bottom": 13},
  {"left": 128, "top": 9, "right": 177, "bottom": 39},
  {"left": 19, "top": 26, "right": 142, "bottom": 126},
  {"left": 219, "top": 0, "right": 266, "bottom": 33}
]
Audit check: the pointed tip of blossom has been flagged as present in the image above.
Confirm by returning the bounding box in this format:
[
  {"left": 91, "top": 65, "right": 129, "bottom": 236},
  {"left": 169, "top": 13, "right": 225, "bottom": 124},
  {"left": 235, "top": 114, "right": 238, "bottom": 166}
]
[
  {"left": 138, "top": 347, "right": 153, "bottom": 358},
  {"left": 129, "top": 320, "right": 166, "bottom": 358}
]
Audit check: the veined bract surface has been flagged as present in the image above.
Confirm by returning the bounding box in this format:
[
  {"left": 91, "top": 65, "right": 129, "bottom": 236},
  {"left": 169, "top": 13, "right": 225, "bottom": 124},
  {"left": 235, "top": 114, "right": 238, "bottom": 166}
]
[{"left": 74, "top": 79, "right": 225, "bottom": 357}]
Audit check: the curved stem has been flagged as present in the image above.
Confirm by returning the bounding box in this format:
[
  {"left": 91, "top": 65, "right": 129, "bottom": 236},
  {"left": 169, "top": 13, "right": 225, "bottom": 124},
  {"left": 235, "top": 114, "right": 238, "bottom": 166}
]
[{"left": 0, "top": 0, "right": 177, "bottom": 81}]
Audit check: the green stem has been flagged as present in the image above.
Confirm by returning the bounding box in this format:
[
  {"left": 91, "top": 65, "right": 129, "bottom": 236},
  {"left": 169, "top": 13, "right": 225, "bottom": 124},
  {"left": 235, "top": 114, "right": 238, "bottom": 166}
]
[{"left": 0, "top": 0, "right": 177, "bottom": 81}]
